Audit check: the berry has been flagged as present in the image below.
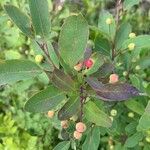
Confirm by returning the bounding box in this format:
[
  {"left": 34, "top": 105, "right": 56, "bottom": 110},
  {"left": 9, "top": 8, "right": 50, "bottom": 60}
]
[
  {"left": 109, "top": 116, "right": 114, "bottom": 122},
  {"left": 84, "top": 58, "right": 93, "bottom": 68},
  {"left": 123, "top": 71, "right": 128, "bottom": 76},
  {"left": 47, "top": 110, "right": 55, "bottom": 118},
  {"left": 74, "top": 62, "right": 83, "bottom": 71},
  {"left": 129, "top": 32, "right": 136, "bottom": 38},
  {"left": 128, "top": 43, "right": 135, "bottom": 51},
  {"left": 110, "top": 109, "right": 117, "bottom": 117},
  {"left": 128, "top": 112, "right": 134, "bottom": 118},
  {"left": 73, "top": 131, "right": 82, "bottom": 140},
  {"left": 135, "top": 65, "right": 141, "bottom": 70},
  {"left": 75, "top": 122, "right": 86, "bottom": 133},
  {"left": 146, "top": 137, "right": 150, "bottom": 143},
  {"left": 106, "top": 18, "right": 112, "bottom": 25},
  {"left": 61, "top": 120, "right": 68, "bottom": 129},
  {"left": 109, "top": 74, "right": 119, "bottom": 84},
  {"left": 35, "top": 54, "right": 43, "bottom": 63},
  {"left": 70, "top": 115, "right": 78, "bottom": 121}
]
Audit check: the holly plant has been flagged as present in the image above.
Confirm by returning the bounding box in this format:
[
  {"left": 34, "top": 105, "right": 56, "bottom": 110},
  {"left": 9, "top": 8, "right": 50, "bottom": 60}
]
[{"left": 2, "top": 0, "right": 150, "bottom": 149}]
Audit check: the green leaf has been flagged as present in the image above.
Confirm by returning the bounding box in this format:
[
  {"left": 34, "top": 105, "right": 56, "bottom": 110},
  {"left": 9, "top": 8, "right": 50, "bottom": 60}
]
[
  {"left": 29, "top": 0, "right": 51, "bottom": 38},
  {"left": 51, "top": 69, "right": 76, "bottom": 92},
  {"left": 83, "top": 53, "right": 104, "bottom": 75},
  {"left": 82, "top": 126, "right": 100, "bottom": 150},
  {"left": 98, "top": 10, "right": 116, "bottom": 40},
  {"left": 0, "top": 59, "right": 42, "bottom": 85},
  {"left": 94, "top": 34, "right": 111, "bottom": 56},
  {"left": 129, "top": 74, "right": 141, "bottom": 90},
  {"left": 58, "top": 96, "right": 80, "bottom": 120},
  {"left": 115, "top": 22, "right": 132, "bottom": 50},
  {"left": 47, "top": 41, "right": 59, "bottom": 68},
  {"left": 123, "top": 0, "right": 141, "bottom": 10},
  {"left": 122, "top": 35, "right": 150, "bottom": 58},
  {"left": 53, "top": 141, "right": 70, "bottom": 150},
  {"left": 124, "top": 132, "right": 143, "bottom": 148},
  {"left": 59, "top": 14, "right": 89, "bottom": 67},
  {"left": 4, "top": 5, "right": 32, "bottom": 37},
  {"left": 125, "top": 121, "right": 138, "bottom": 135},
  {"left": 84, "top": 101, "right": 112, "bottom": 128},
  {"left": 124, "top": 100, "right": 145, "bottom": 115},
  {"left": 24, "top": 85, "right": 66, "bottom": 113},
  {"left": 137, "top": 101, "right": 150, "bottom": 131}
]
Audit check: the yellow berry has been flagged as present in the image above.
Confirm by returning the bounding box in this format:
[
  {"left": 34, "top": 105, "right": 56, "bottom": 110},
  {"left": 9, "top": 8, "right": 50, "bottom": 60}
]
[
  {"left": 128, "top": 112, "right": 134, "bottom": 118},
  {"left": 110, "top": 109, "right": 117, "bottom": 117},
  {"left": 7, "top": 20, "right": 12, "bottom": 27},
  {"left": 61, "top": 120, "right": 68, "bottom": 129},
  {"left": 109, "top": 116, "right": 114, "bottom": 122},
  {"left": 129, "top": 33, "right": 136, "bottom": 38},
  {"left": 74, "top": 63, "right": 83, "bottom": 71},
  {"left": 135, "top": 65, "right": 141, "bottom": 70},
  {"left": 110, "top": 145, "right": 114, "bottom": 150},
  {"left": 47, "top": 110, "right": 55, "bottom": 118},
  {"left": 76, "top": 122, "right": 86, "bottom": 133},
  {"left": 73, "top": 131, "right": 82, "bottom": 140},
  {"left": 70, "top": 115, "right": 78, "bottom": 121},
  {"left": 106, "top": 18, "right": 112, "bottom": 25},
  {"left": 109, "top": 74, "right": 119, "bottom": 84},
  {"left": 146, "top": 137, "right": 150, "bottom": 143},
  {"left": 35, "top": 54, "right": 43, "bottom": 63},
  {"left": 123, "top": 71, "right": 128, "bottom": 76},
  {"left": 128, "top": 43, "right": 135, "bottom": 51}
]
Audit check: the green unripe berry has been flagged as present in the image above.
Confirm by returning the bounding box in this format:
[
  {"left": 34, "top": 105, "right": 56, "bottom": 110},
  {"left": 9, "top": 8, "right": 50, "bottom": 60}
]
[
  {"left": 146, "top": 136, "right": 150, "bottom": 143},
  {"left": 128, "top": 43, "right": 135, "bottom": 51},
  {"left": 123, "top": 71, "right": 128, "bottom": 76},
  {"left": 129, "top": 32, "right": 136, "bottom": 38},
  {"left": 110, "top": 109, "right": 117, "bottom": 117},
  {"left": 128, "top": 112, "right": 134, "bottom": 118},
  {"left": 135, "top": 65, "right": 141, "bottom": 70}
]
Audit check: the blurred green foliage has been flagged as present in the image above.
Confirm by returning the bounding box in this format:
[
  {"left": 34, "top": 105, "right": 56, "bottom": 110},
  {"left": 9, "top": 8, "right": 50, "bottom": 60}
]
[{"left": 0, "top": 0, "right": 150, "bottom": 149}]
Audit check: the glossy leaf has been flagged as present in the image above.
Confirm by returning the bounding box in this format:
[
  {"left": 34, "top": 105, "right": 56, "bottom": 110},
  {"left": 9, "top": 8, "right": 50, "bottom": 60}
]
[
  {"left": 84, "top": 101, "right": 112, "bottom": 128},
  {"left": 59, "top": 14, "right": 89, "bottom": 67},
  {"left": 123, "top": 0, "right": 141, "bottom": 10},
  {"left": 137, "top": 101, "right": 150, "bottom": 131},
  {"left": 25, "top": 85, "right": 66, "bottom": 113},
  {"left": 0, "top": 59, "right": 42, "bottom": 85},
  {"left": 124, "top": 100, "right": 145, "bottom": 115},
  {"left": 29, "top": 0, "right": 51, "bottom": 38},
  {"left": 98, "top": 10, "right": 116, "bottom": 40},
  {"left": 115, "top": 22, "right": 132, "bottom": 50},
  {"left": 83, "top": 53, "right": 104, "bottom": 75},
  {"left": 58, "top": 96, "right": 80, "bottom": 120},
  {"left": 124, "top": 132, "right": 143, "bottom": 148},
  {"left": 51, "top": 69, "right": 76, "bottom": 91},
  {"left": 86, "top": 77, "right": 140, "bottom": 101},
  {"left": 82, "top": 126, "right": 100, "bottom": 150},
  {"left": 94, "top": 34, "right": 111, "bottom": 56},
  {"left": 53, "top": 141, "right": 70, "bottom": 150},
  {"left": 4, "top": 5, "right": 32, "bottom": 37}
]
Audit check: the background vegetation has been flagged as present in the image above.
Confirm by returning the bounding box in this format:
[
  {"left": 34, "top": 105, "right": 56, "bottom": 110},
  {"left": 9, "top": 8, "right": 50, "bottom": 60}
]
[{"left": 0, "top": 0, "right": 150, "bottom": 149}]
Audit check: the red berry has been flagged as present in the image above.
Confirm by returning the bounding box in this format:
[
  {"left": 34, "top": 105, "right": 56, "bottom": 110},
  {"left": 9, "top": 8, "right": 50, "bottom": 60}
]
[
  {"left": 76, "top": 122, "right": 86, "bottom": 133},
  {"left": 109, "top": 74, "right": 119, "bottom": 84},
  {"left": 84, "top": 58, "right": 93, "bottom": 68}
]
